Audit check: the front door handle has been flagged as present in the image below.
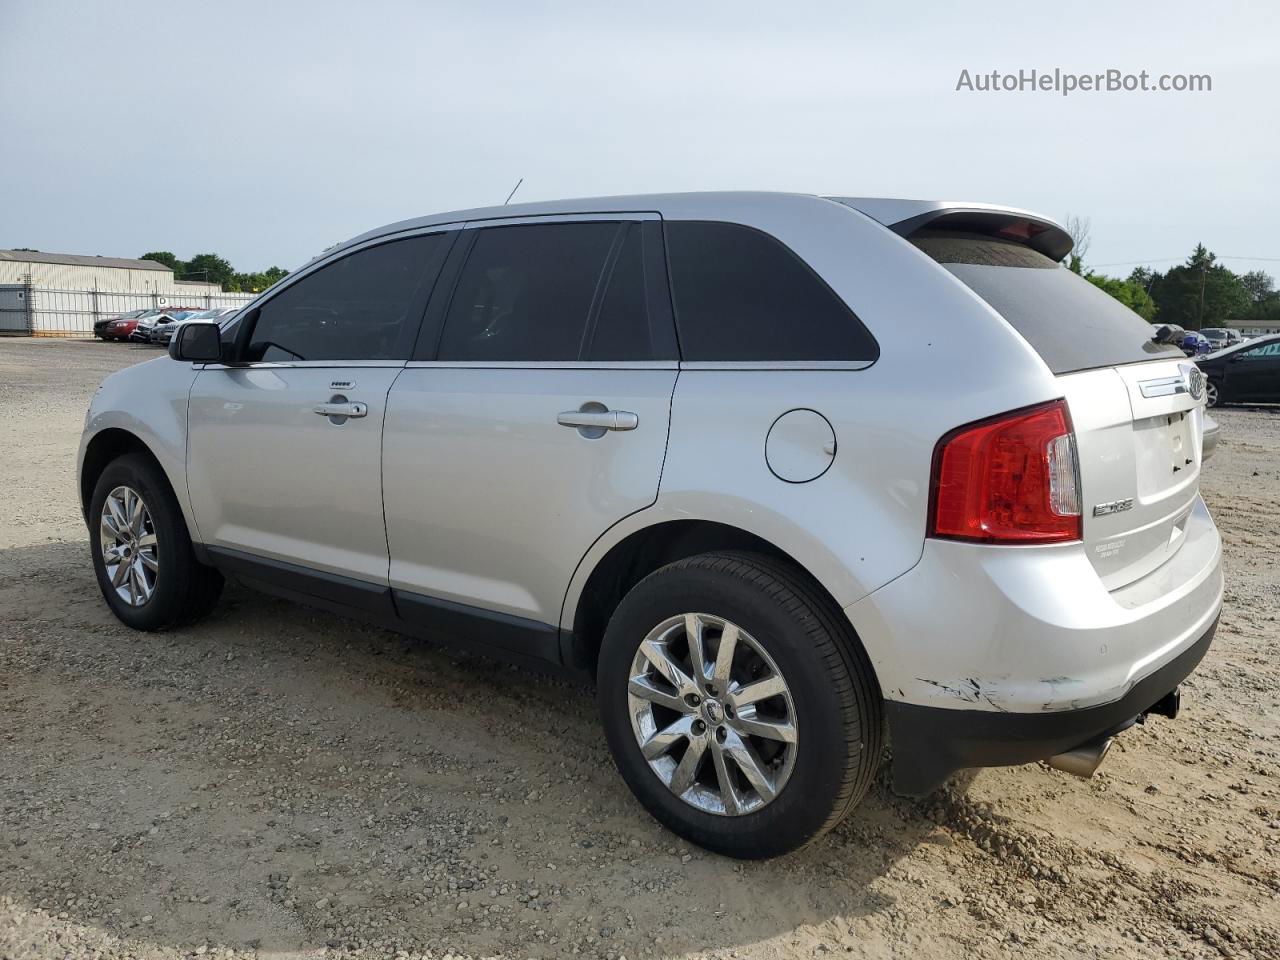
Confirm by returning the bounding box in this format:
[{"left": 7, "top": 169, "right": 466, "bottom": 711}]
[
  {"left": 557, "top": 409, "right": 639, "bottom": 431},
  {"left": 314, "top": 401, "right": 368, "bottom": 419}
]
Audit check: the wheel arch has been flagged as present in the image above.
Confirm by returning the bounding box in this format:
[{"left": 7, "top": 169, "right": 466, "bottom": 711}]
[
  {"left": 80, "top": 428, "right": 180, "bottom": 524},
  {"left": 562, "top": 518, "right": 873, "bottom": 679}
]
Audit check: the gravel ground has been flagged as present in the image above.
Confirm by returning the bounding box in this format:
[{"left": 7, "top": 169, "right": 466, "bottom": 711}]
[{"left": 1, "top": 338, "right": 1278, "bottom": 960}]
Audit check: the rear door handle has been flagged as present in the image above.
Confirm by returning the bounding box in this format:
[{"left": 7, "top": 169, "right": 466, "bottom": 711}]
[
  {"left": 314, "top": 401, "right": 368, "bottom": 419},
  {"left": 557, "top": 409, "right": 639, "bottom": 431}
]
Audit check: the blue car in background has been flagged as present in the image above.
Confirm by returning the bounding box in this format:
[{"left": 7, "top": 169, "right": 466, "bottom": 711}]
[{"left": 1180, "top": 332, "right": 1213, "bottom": 356}]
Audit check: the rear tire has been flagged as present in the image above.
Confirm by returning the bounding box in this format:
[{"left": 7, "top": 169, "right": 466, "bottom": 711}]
[
  {"left": 88, "top": 453, "right": 223, "bottom": 631},
  {"left": 597, "top": 552, "right": 882, "bottom": 858}
]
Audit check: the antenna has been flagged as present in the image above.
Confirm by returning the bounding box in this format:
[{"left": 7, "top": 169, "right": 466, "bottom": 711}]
[{"left": 504, "top": 177, "right": 524, "bottom": 205}]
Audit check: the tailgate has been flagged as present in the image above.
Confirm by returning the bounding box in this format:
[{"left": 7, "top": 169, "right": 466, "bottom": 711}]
[{"left": 1060, "top": 359, "right": 1205, "bottom": 590}]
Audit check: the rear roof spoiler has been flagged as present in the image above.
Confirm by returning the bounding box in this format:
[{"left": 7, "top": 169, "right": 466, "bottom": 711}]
[{"left": 829, "top": 197, "right": 1074, "bottom": 263}]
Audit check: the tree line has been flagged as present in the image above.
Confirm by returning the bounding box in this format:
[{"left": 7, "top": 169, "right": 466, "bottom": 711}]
[
  {"left": 1065, "top": 217, "right": 1278, "bottom": 330},
  {"left": 140, "top": 251, "right": 288, "bottom": 294}
]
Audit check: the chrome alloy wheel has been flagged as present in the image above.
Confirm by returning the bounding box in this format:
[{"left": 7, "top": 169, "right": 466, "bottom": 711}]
[
  {"left": 1205, "top": 379, "right": 1219, "bottom": 407},
  {"left": 627, "top": 613, "right": 798, "bottom": 816},
  {"left": 100, "top": 485, "right": 159, "bottom": 607}
]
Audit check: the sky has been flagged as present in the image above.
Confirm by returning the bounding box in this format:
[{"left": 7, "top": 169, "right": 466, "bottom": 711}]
[{"left": 2, "top": 0, "right": 1278, "bottom": 283}]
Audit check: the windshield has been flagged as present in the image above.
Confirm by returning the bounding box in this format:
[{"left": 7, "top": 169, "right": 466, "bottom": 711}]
[{"left": 911, "top": 230, "right": 1182, "bottom": 374}]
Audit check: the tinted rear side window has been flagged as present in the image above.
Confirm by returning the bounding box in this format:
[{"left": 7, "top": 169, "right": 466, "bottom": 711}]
[
  {"left": 438, "top": 222, "right": 616, "bottom": 362},
  {"left": 912, "top": 230, "right": 1181, "bottom": 374},
  {"left": 665, "top": 221, "right": 877, "bottom": 362}
]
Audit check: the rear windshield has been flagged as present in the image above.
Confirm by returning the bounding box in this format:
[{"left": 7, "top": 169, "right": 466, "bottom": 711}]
[{"left": 911, "top": 230, "right": 1181, "bottom": 374}]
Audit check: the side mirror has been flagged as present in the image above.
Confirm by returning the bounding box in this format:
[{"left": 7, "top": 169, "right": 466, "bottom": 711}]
[{"left": 169, "top": 321, "right": 222, "bottom": 363}]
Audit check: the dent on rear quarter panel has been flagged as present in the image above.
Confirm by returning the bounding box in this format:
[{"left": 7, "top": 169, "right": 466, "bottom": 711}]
[{"left": 81, "top": 357, "right": 201, "bottom": 537}]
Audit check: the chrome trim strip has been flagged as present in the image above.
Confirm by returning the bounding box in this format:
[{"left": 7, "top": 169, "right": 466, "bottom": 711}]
[
  {"left": 404, "top": 360, "right": 678, "bottom": 370},
  {"left": 1139, "top": 375, "right": 1189, "bottom": 398},
  {"left": 201, "top": 360, "right": 408, "bottom": 370},
  {"left": 679, "top": 360, "right": 875, "bottom": 371}
]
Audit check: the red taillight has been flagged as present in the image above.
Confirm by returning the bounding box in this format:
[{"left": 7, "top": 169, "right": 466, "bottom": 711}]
[{"left": 929, "top": 399, "right": 1081, "bottom": 544}]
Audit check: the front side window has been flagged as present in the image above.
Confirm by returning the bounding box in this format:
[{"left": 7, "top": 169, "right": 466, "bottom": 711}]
[
  {"left": 246, "top": 233, "right": 448, "bottom": 362},
  {"left": 437, "top": 221, "right": 621, "bottom": 362},
  {"left": 664, "top": 220, "right": 878, "bottom": 362}
]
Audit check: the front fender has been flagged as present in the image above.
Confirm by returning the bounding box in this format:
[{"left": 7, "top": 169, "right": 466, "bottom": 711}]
[{"left": 78, "top": 357, "right": 201, "bottom": 538}]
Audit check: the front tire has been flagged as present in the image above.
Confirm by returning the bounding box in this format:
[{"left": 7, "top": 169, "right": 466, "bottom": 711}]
[
  {"left": 597, "top": 552, "right": 882, "bottom": 858},
  {"left": 1205, "top": 379, "right": 1221, "bottom": 408},
  {"left": 88, "top": 453, "right": 223, "bottom": 630}
]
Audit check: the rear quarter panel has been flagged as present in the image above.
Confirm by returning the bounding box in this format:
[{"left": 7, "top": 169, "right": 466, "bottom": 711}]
[{"left": 561, "top": 196, "right": 1067, "bottom": 628}]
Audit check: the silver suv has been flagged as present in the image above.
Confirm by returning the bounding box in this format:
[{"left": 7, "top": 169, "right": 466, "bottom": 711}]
[{"left": 79, "top": 193, "right": 1223, "bottom": 858}]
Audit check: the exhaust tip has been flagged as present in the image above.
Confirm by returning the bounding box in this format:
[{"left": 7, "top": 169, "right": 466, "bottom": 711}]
[{"left": 1046, "top": 736, "right": 1113, "bottom": 779}]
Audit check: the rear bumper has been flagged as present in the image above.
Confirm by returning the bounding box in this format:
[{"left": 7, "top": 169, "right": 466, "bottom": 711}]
[
  {"left": 885, "top": 615, "right": 1216, "bottom": 794},
  {"left": 844, "top": 494, "right": 1223, "bottom": 794}
]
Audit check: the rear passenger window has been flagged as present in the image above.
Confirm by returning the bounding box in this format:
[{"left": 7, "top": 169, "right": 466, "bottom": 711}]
[
  {"left": 246, "top": 234, "right": 448, "bottom": 362},
  {"left": 664, "top": 221, "right": 877, "bottom": 362},
  {"left": 438, "top": 222, "right": 617, "bottom": 362}
]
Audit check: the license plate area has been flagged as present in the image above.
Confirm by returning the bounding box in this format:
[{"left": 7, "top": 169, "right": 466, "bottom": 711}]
[{"left": 1134, "top": 410, "right": 1197, "bottom": 501}]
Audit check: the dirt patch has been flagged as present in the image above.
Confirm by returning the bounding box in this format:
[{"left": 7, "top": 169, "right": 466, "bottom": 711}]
[{"left": 2, "top": 339, "right": 1278, "bottom": 959}]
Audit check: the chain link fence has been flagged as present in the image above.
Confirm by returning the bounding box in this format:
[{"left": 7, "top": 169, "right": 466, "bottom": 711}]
[{"left": 0, "top": 282, "right": 256, "bottom": 338}]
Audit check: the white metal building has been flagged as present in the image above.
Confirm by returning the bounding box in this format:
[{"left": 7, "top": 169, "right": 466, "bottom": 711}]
[
  {"left": 0, "top": 249, "right": 254, "bottom": 337},
  {"left": 1237, "top": 317, "right": 1280, "bottom": 337},
  {"left": 0, "top": 249, "right": 225, "bottom": 294}
]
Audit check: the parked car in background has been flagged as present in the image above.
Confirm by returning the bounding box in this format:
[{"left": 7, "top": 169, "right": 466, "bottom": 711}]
[
  {"left": 94, "top": 309, "right": 148, "bottom": 340},
  {"left": 1196, "top": 332, "right": 1280, "bottom": 407},
  {"left": 1180, "top": 332, "right": 1212, "bottom": 356},
  {"left": 79, "top": 193, "right": 1222, "bottom": 858},
  {"left": 1200, "top": 328, "right": 1243, "bottom": 349},
  {"left": 154, "top": 307, "right": 240, "bottom": 345},
  {"left": 101, "top": 309, "right": 162, "bottom": 341},
  {"left": 130, "top": 308, "right": 200, "bottom": 344}
]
